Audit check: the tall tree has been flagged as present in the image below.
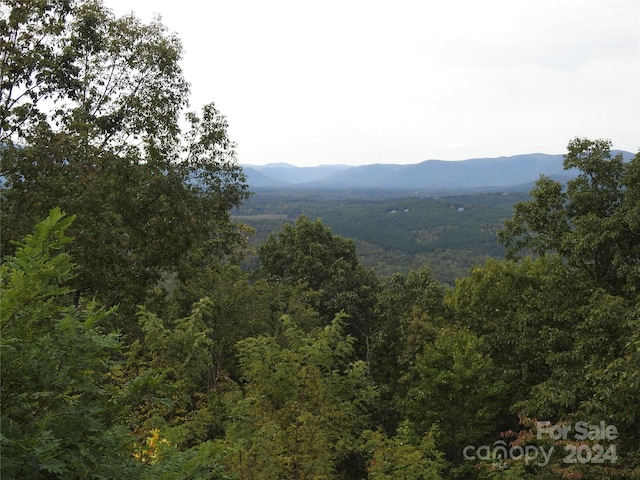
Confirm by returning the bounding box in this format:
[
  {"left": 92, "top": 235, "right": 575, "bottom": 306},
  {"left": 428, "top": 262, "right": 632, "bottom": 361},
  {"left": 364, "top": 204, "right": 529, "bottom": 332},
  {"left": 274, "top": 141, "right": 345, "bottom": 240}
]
[
  {"left": 1, "top": 0, "right": 249, "bottom": 312},
  {"left": 1, "top": 0, "right": 188, "bottom": 146},
  {"left": 499, "top": 137, "right": 639, "bottom": 294},
  {"left": 486, "top": 137, "right": 640, "bottom": 477},
  {"left": 360, "top": 422, "right": 444, "bottom": 480},
  {"left": 403, "top": 324, "right": 508, "bottom": 478},
  {"left": 257, "top": 215, "right": 379, "bottom": 359},
  {"left": 447, "top": 257, "right": 584, "bottom": 406},
  {"left": 372, "top": 268, "right": 446, "bottom": 434}
]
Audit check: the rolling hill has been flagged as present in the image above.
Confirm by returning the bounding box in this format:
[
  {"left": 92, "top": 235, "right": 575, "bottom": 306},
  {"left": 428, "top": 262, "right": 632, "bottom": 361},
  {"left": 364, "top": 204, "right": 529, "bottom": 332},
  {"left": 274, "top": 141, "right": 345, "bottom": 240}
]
[{"left": 241, "top": 151, "right": 635, "bottom": 191}]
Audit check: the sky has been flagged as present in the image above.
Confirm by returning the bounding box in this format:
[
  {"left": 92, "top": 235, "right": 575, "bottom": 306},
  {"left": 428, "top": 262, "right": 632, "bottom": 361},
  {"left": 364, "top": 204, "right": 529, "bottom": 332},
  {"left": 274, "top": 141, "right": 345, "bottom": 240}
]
[{"left": 104, "top": 0, "right": 639, "bottom": 166}]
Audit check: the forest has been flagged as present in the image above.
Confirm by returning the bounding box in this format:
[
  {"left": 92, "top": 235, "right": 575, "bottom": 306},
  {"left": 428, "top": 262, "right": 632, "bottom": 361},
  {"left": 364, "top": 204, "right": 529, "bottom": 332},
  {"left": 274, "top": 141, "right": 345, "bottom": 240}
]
[
  {"left": 1, "top": 1, "right": 639, "bottom": 479},
  {"left": 232, "top": 190, "right": 531, "bottom": 284}
]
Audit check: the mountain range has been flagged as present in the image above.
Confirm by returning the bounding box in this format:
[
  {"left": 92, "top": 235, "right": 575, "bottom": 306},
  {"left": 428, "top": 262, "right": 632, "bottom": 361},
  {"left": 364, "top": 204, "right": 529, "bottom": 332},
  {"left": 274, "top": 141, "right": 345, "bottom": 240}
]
[{"left": 241, "top": 151, "right": 635, "bottom": 192}]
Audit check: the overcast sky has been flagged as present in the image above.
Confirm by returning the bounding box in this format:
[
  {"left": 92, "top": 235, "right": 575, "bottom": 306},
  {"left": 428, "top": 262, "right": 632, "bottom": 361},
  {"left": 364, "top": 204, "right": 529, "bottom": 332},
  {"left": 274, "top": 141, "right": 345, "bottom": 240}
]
[{"left": 105, "top": 0, "right": 639, "bottom": 166}]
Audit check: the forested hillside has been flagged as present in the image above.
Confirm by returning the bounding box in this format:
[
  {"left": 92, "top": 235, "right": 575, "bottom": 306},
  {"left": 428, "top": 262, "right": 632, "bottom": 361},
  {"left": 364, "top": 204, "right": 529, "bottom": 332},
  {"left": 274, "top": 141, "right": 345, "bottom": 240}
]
[
  {"left": 241, "top": 151, "right": 635, "bottom": 190},
  {"left": 2, "top": 2, "right": 639, "bottom": 479},
  {"left": 233, "top": 191, "right": 530, "bottom": 284}
]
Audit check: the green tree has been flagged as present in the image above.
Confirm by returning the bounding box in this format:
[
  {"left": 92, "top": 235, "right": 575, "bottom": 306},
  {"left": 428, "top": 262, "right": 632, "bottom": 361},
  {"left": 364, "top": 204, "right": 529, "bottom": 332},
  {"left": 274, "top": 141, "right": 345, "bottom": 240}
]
[
  {"left": 0, "top": 208, "right": 234, "bottom": 479},
  {"left": 518, "top": 290, "right": 630, "bottom": 405},
  {"left": 1, "top": 0, "right": 188, "bottom": 145},
  {"left": 219, "top": 314, "right": 377, "bottom": 479},
  {"left": 1, "top": 0, "right": 249, "bottom": 314},
  {"left": 582, "top": 304, "right": 640, "bottom": 473},
  {"left": 1, "top": 0, "right": 75, "bottom": 140},
  {"left": 257, "top": 215, "right": 379, "bottom": 359},
  {"left": 360, "top": 422, "right": 444, "bottom": 480},
  {"left": 258, "top": 215, "right": 367, "bottom": 292},
  {"left": 0, "top": 208, "right": 140, "bottom": 479},
  {"left": 119, "top": 300, "right": 215, "bottom": 444},
  {"left": 403, "top": 325, "right": 508, "bottom": 478},
  {"left": 445, "top": 255, "right": 640, "bottom": 478},
  {"left": 447, "top": 257, "right": 584, "bottom": 407},
  {"left": 485, "top": 137, "right": 640, "bottom": 477},
  {"left": 120, "top": 275, "right": 292, "bottom": 449},
  {"left": 499, "top": 138, "right": 639, "bottom": 294},
  {"left": 372, "top": 268, "right": 446, "bottom": 434}
]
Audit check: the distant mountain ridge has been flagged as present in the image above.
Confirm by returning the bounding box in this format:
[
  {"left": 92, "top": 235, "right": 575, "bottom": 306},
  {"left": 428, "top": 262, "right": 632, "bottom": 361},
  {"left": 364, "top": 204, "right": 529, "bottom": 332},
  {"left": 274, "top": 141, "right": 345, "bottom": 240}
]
[{"left": 241, "top": 151, "right": 635, "bottom": 191}]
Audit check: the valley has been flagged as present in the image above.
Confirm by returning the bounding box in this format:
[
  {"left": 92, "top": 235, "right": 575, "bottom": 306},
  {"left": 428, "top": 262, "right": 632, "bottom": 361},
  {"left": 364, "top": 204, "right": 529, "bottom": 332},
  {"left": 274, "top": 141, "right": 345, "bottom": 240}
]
[{"left": 234, "top": 189, "right": 530, "bottom": 285}]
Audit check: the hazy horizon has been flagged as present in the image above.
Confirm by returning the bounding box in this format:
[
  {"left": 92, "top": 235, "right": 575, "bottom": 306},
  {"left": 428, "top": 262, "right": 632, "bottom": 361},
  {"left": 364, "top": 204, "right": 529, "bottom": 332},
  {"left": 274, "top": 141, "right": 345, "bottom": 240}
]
[
  {"left": 105, "top": 0, "right": 639, "bottom": 167},
  {"left": 240, "top": 147, "right": 636, "bottom": 168}
]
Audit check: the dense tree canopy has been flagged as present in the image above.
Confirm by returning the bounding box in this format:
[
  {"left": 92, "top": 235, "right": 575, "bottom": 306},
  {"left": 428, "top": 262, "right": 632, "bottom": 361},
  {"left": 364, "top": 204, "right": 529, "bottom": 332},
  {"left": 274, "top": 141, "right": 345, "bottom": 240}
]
[
  {"left": 499, "top": 137, "right": 640, "bottom": 295},
  {"left": 1, "top": 209, "right": 137, "bottom": 478},
  {"left": 2, "top": 2, "right": 639, "bottom": 477},
  {"left": 258, "top": 215, "right": 365, "bottom": 292},
  {"left": 0, "top": 0, "right": 249, "bottom": 312},
  {"left": 4, "top": 137, "right": 640, "bottom": 478},
  {"left": 257, "top": 215, "right": 380, "bottom": 359}
]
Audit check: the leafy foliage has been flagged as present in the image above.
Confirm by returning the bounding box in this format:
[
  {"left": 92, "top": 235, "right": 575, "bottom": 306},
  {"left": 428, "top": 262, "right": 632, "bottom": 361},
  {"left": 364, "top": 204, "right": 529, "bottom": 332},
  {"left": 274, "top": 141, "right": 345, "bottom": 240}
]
[
  {"left": 2, "top": 4, "right": 639, "bottom": 476},
  {"left": 500, "top": 138, "right": 639, "bottom": 295},
  {"left": 218, "top": 315, "right": 378, "bottom": 479},
  {"left": 360, "top": 422, "right": 444, "bottom": 479},
  {"left": 1, "top": 0, "right": 249, "bottom": 314},
  {"left": 0, "top": 208, "right": 138, "bottom": 479},
  {"left": 257, "top": 215, "right": 379, "bottom": 362},
  {"left": 403, "top": 325, "right": 508, "bottom": 474}
]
